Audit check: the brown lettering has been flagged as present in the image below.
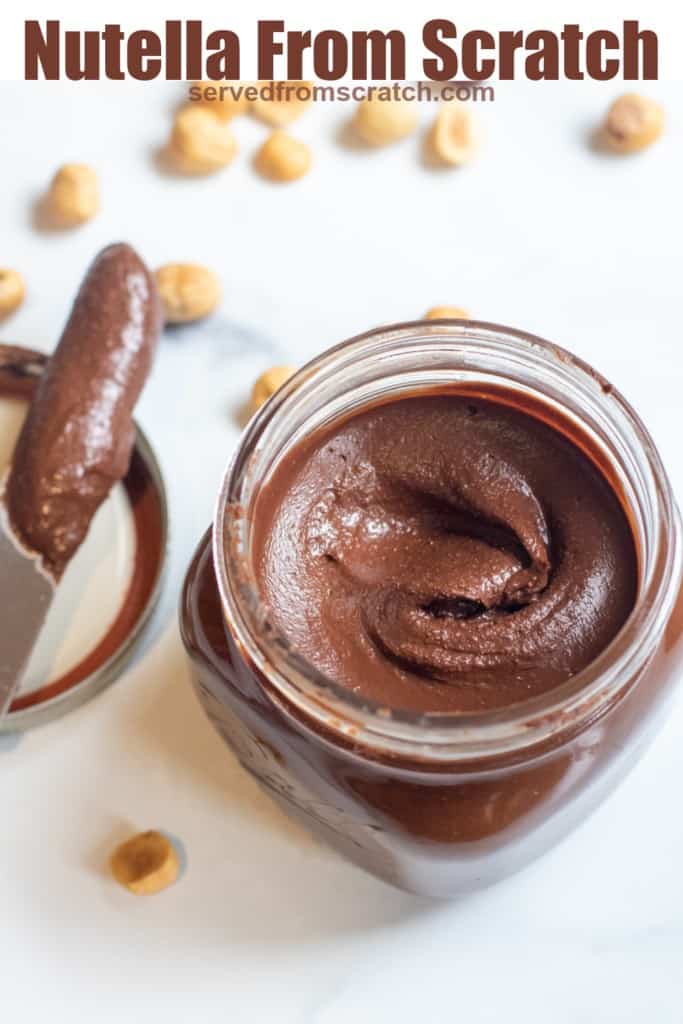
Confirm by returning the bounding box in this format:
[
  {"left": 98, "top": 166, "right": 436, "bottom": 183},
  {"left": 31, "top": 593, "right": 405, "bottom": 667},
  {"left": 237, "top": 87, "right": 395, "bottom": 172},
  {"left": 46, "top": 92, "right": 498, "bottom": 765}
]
[
  {"left": 127, "top": 30, "right": 161, "bottom": 80},
  {"left": 525, "top": 30, "right": 558, "bottom": 80},
  {"left": 351, "top": 29, "right": 405, "bottom": 80},
  {"left": 560, "top": 24, "right": 583, "bottom": 80},
  {"left": 623, "top": 20, "right": 658, "bottom": 79},
  {"left": 185, "top": 21, "right": 203, "bottom": 81},
  {"left": 423, "top": 20, "right": 458, "bottom": 81},
  {"left": 25, "top": 20, "right": 59, "bottom": 80},
  {"left": 286, "top": 30, "right": 311, "bottom": 78},
  {"left": 64, "top": 30, "right": 99, "bottom": 81},
  {"left": 314, "top": 30, "right": 347, "bottom": 81},
  {"left": 103, "top": 24, "right": 125, "bottom": 80},
  {"left": 165, "top": 21, "right": 181, "bottom": 80},
  {"left": 205, "top": 30, "right": 240, "bottom": 79},
  {"left": 499, "top": 31, "right": 524, "bottom": 80},
  {"left": 258, "top": 20, "right": 284, "bottom": 78},
  {"left": 461, "top": 30, "right": 495, "bottom": 80},
  {"left": 585, "top": 30, "right": 619, "bottom": 80}
]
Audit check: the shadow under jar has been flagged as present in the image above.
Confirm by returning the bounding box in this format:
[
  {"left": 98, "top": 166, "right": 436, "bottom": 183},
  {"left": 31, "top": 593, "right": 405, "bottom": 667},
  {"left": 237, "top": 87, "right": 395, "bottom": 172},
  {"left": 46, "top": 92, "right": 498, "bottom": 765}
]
[{"left": 180, "top": 321, "right": 683, "bottom": 898}]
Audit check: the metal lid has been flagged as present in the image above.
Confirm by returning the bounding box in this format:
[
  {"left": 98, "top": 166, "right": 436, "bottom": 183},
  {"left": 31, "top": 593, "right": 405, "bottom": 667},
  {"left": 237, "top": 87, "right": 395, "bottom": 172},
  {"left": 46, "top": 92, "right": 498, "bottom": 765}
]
[{"left": 0, "top": 345, "right": 168, "bottom": 732}]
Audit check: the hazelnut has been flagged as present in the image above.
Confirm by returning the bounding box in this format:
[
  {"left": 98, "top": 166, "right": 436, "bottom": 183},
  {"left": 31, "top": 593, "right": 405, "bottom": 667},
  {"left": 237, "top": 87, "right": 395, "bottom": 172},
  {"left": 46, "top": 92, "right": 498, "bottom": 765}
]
[
  {"left": 155, "top": 263, "right": 222, "bottom": 324},
  {"left": 0, "top": 269, "right": 26, "bottom": 320},
  {"left": 353, "top": 96, "right": 419, "bottom": 146},
  {"left": 47, "top": 163, "right": 99, "bottom": 226},
  {"left": 424, "top": 306, "right": 470, "bottom": 320},
  {"left": 251, "top": 365, "right": 296, "bottom": 412},
  {"left": 255, "top": 132, "right": 312, "bottom": 183},
  {"left": 170, "top": 105, "right": 237, "bottom": 174},
  {"left": 110, "top": 831, "right": 180, "bottom": 895},
  {"left": 603, "top": 93, "right": 665, "bottom": 154},
  {"left": 430, "top": 103, "right": 477, "bottom": 166},
  {"left": 194, "top": 80, "right": 250, "bottom": 119},
  {"left": 251, "top": 81, "right": 314, "bottom": 127}
]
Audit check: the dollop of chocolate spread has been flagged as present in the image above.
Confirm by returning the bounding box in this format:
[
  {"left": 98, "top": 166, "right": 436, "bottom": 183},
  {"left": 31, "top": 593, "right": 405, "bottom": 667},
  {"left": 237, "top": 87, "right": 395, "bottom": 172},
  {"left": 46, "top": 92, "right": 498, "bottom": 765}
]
[
  {"left": 4, "top": 243, "right": 162, "bottom": 580},
  {"left": 253, "top": 394, "right": 638, "bottom": 713}
]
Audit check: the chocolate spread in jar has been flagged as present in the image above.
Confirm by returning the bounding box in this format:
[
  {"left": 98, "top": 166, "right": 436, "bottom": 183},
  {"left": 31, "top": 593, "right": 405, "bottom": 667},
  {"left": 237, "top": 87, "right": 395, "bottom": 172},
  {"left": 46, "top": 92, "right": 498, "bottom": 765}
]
[{"left": 251, "top": 393, "right": 638, "bottom": 713}]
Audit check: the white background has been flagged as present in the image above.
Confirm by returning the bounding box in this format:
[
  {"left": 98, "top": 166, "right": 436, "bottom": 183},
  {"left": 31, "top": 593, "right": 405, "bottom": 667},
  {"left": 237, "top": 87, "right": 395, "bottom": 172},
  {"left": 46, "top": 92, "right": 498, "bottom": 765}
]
[{"left": 1, "top": 74, "right": 682, "bottom": 1022}]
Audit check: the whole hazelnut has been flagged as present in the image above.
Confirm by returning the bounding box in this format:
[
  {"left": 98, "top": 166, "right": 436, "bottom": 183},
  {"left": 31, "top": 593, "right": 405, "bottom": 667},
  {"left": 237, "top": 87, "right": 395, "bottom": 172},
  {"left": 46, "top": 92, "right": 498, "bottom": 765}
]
[
  {"left": 171, "top": 105, "right": 238, "bottom": 174},
  {"left": 155, "top": 263, "right": 222, "bottom": 323},
  {"left": 47, "top": 164, "right": 99, "bottom": 226}
]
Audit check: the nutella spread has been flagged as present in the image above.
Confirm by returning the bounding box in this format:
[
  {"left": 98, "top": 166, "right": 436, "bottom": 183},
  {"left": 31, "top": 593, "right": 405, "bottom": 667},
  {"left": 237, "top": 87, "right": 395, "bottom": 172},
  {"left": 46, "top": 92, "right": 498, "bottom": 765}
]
[
  {"left": 4, "top": 243, "right": 161, "bottom": 580},
  {"left": 252, "top": 393, "right": 638, "bottom": 713}
]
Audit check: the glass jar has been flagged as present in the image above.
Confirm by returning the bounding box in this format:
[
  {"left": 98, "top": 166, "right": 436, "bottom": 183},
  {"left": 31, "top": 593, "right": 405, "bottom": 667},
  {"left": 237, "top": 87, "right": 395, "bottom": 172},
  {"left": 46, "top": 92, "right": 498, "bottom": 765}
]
[{"left": 180, "top": 320, "right": 683, "bottom": 898}]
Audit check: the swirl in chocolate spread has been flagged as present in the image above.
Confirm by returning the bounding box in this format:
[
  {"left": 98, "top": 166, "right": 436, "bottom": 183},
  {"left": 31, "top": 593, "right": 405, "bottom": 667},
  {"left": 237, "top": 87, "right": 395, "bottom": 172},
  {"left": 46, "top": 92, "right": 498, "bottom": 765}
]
[
  {"left": 252, "top": 395, "right": 638, "bottom": 713},
  {"left": 4, "top": 243, "right": 162, "bottom": 580}
]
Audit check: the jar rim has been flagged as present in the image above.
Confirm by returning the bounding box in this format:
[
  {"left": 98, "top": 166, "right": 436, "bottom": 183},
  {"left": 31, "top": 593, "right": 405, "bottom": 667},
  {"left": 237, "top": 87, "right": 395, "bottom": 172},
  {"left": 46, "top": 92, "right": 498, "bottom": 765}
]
[{"left": 213, "top": 320, "right": 682, "bottom": 762}]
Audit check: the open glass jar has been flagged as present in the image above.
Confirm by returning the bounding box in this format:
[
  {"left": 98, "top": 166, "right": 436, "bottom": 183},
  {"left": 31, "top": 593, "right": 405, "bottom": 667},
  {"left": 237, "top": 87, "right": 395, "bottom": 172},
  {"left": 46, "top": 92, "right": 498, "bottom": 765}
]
[{"left": 180, "top": 321, "right": 683, "bottom": 898}]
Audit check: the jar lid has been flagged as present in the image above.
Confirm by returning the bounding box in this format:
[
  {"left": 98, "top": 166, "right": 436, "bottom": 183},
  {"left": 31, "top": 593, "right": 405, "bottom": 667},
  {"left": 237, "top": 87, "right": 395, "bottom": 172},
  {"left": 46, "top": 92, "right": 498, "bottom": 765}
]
[{"left": 0, "top": 345, "right": 167, "bottom": 732}]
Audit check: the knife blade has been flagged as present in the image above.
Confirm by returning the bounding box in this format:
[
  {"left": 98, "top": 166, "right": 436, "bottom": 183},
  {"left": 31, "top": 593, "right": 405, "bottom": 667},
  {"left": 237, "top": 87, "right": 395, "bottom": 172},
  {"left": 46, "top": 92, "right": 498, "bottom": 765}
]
[{"left": 0, "top": 514, "right": 55, "bottom": 715}]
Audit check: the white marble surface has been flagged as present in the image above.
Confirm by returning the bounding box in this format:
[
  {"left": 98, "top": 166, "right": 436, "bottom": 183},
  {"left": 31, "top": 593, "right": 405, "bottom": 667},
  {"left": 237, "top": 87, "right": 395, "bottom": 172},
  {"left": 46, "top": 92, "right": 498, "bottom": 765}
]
[{"left": 1, "top": 79, "right": 682, "bottom": 1023}]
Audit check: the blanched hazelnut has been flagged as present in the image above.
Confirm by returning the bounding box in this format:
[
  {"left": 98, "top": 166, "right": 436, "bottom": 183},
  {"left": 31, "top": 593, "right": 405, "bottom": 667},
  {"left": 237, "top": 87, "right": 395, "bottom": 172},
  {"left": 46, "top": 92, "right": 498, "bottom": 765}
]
[
  {"left": 353, "top": 96, "right": 419, "bottom": 146},
  {"left": 603, "top": 93, "right": 665, "bottom": 154},
  {"left": 255, "top": 132, "right": 312, "bottom": 183},
  {"left": 0, "top": 269, "right": 26, "bottom": 320},
  {"left": 171, "top": 105, "right": 237, "bottom": 174},
  {"left": 194, "top": 80, "right": 250, "bottom": 119},
  {"left": 430, "top": 103, "right": 477, "bottom": 166},
  {"left": 251, "top": 365, "right": 296, "bottom": 412},
  {"left": 110, "top": 831, "right": 180, "bottom": 895},
  {"left": 47, "top": 164, "right": 99, "bottom": 226},
  {"left": 424, "top": 305, "right": 470, "bottom": 320},
  {"left": 251, "top": 81, "right": 314, "bottom": 127},
  {"left": 155, "top": 263, "right": 221, "bottom": 323}
]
